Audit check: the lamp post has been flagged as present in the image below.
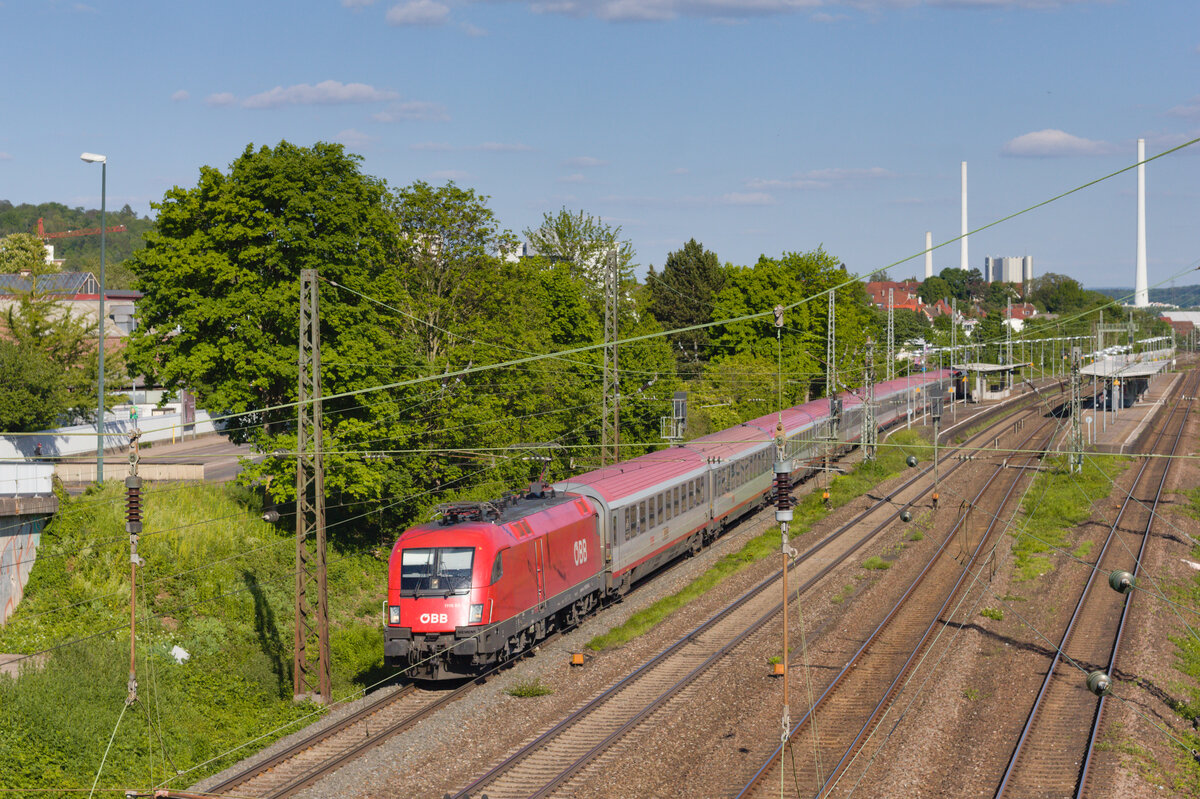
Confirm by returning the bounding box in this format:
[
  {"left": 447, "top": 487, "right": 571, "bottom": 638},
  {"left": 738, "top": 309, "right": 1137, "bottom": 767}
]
[{"left": 81, "top": 152, "right": 107, "bottom": 482}]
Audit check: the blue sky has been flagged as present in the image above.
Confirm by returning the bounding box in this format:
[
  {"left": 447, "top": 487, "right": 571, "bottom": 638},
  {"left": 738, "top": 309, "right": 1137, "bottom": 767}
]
[{"left": 2, "top": 0, "right": 1197, "bottom": 290}]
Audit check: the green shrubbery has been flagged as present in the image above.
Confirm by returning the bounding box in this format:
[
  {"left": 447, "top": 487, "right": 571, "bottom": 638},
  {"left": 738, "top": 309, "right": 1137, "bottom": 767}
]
[
  {"left": 1010, "top": 455, "right": 1129, "bottom": 581},
  {"left": 0, "top": 482, "right": 389, "bottom": 792}
]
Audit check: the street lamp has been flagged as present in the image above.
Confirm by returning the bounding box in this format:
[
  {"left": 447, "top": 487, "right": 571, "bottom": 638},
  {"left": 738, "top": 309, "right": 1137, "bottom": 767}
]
[{"left": 81, "top": 152, "right": 107, "bottom": 482}]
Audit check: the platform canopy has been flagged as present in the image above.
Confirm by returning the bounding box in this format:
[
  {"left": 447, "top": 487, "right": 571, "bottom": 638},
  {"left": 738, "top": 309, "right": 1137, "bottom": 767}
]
[
  {"left": 951, "top": 362, "right": 1027, "bottom": 373},
  {"left": 1081, "top": 357, "right": 1172, "bottom": 378}
]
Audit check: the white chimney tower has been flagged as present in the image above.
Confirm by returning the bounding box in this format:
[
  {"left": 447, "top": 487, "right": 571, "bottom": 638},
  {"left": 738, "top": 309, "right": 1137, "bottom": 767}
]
[
  {"left": 925, "top": 231, "right": 933, "bottom": 279},
  {"left": 960, "top": 161, "right": 968, "bottom": 271},
  {"left": 1134, "top": 138, "right": 1148, "bottom": 307}
]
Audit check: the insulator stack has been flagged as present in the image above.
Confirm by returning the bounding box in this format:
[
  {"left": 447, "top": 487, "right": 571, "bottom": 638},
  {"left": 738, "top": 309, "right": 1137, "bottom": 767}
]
[
  {"left": 774, "top": 470, "right": 791, "bottom": 511},
  {"left": 125, "top": 476, "right": 143, "bottom": 534}
]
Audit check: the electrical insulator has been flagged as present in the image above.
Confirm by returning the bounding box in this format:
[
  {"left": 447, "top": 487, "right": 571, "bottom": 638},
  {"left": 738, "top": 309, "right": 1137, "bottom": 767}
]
[
  {"left": 774, "top": 471, "right": 791, "bottom": 511},
  {"left": 900, "top": 509, "right": 912, "bottom": 523},
  {"left": 125, "top": 476, "right": 143, "bottom": 532},
  {"left": 906, "top": 455, "right": 919, "bottom": 468},
  {"left": 1108, "top": 570, "right": 1134, "bottom": 595},
  {"left": 1086, "top": 670, "right": 1111, "bottom": 696}
]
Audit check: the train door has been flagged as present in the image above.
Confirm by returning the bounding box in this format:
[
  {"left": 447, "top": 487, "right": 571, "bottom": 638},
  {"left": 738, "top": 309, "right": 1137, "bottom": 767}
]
[{"left": 534, "top": 539, "right": 547, "bottom": 609}]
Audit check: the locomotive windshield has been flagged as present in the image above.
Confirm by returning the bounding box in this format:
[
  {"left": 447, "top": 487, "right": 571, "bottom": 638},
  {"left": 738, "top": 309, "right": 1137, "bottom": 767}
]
[{"left": 400, "top": 547, "right": 474, "bottom": 595}]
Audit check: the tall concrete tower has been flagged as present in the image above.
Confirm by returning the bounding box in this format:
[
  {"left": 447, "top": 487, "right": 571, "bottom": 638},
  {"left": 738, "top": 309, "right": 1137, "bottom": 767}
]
[
  {"left": 960, "top": 161, "right": 968, "bottom": 271},
  {"left": 925, "top": 231, "right": 933, "bottom": 279},
  {"left": 1134, "top": 138, "right": 1148, "bottom": 307}
]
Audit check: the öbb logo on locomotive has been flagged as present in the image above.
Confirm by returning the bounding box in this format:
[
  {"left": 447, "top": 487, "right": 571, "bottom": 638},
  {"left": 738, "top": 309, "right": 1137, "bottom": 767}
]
[{"left": 384, "top": 369, "right": 957, "bottom": 680}]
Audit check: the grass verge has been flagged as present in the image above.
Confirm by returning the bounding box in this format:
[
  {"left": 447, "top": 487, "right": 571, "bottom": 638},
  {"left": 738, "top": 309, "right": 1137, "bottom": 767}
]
[
  {"left": 1010, "top": 454, "right": 1130, "bottom": 581},
  {"left": 0, "top": 481, "right": 389, "bottom": 793}
]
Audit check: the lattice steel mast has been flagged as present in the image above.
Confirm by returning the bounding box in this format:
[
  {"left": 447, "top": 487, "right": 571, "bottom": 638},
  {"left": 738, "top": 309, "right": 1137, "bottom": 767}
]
[
  {"left": 863, "top": 338, "right": 877, "bottom": 461},
  {"left": 295, "top": 269, "right": 331, "bottom": 704},
  {"left": 601, "top": 250, "right": 620, "bottom": 466},
  {"left": 886, "top": 288, "right": 895, "bottom": 382}
]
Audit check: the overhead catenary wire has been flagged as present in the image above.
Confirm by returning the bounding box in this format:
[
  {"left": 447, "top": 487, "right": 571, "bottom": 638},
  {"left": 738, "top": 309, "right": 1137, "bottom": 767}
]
[{"left": 834, "top": 377, "right": 1200, "bottom": 796}]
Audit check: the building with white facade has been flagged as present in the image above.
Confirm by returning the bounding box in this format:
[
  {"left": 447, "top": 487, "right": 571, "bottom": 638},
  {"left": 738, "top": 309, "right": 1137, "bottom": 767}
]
[{"left": 984, "top": 256, "right": 1033, "bottom": 285}]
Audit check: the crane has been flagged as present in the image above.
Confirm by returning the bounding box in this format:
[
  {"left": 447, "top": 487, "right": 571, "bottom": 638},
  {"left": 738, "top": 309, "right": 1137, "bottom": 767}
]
[{"left": 36, "top": 216, "right": 127, "bottom": 240}]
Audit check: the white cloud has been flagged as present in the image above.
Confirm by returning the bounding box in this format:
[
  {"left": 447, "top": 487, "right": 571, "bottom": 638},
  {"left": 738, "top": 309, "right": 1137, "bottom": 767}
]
[
  {"left": 523, "top": 0, "right": 1100, "bottom": 21},
  {"left": 477, "top": 141, "right": 533, "bottom": 152},
  {"left": 428, "top": 169, "right": 472, "bottom": 181},
  {"left": 170, "top": 89, "right": 189, "bottom": 102},
  {"left": 205, "top": 92, "right": 237, "bottom": 106},
  {"left": 565, "top": 155, "right": 607, "bottom": 167},
  {"left": 721, "top": 191, "right": 775, "bottom": 206},
  {"left": 373, "top": 101, "right": 450, "bottom": 122},
  {"left": 670, "top": 167, "right": 688, "bottom": 175},
  {"left": 1168, "top": 95, "right": 1200, "bottom": 118},
  {"left": 1001, "top": 128, "right": 1113, "bottom": 157},
  {"left": 745, "top": 166, "right": 894, "bottom": 190},
  {"left": 342, "top": 0, "right": 377, "bottom": 6},
  {"left": 0, "top": 152, "right": 12, "bottom": 161},
  {"left": 387, "top": 0, "right": 450, "bottom": 25},
  {"left": 334, "top": 128, "right": 375, "bottom": 149},
  {"left": 242, "top": 80, "right": 398, "bottom": 109},
  {"left": 411, "top": 141, "right": 455, "bottom": 151},
  {"left": 558, "top": 173, "right": 587, "bottom": 183},
  {"left": 462, "top": 22, "right": 488, "bottom": 35}
]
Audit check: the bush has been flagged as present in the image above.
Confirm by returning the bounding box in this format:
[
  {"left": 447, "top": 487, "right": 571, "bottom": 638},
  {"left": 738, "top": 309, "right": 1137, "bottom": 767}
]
[{"left": 506, "top": 678, "right": 553, "bottom": 698}]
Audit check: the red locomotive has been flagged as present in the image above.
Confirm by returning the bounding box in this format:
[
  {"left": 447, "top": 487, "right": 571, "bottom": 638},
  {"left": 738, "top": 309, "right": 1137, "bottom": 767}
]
[{"left": 386, "top": 370, "right": 953, "bottom": 679}]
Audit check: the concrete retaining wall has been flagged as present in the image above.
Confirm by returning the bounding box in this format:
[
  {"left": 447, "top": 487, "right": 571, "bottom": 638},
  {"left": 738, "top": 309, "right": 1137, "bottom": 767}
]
[
  {"left": 0, "top": 508, "right": 53, "bottom": 626},
  {"left": 0, "top": 408, "right": 217, "bottom": 462},
  {"left": 53, "top": 462, "right": 205, "bottom": 483}
]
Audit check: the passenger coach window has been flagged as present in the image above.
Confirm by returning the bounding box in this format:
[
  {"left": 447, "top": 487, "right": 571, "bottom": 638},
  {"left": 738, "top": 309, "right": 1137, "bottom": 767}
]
[
  {"left": 642, "top": 500, "right": 649, "bottom": 532},
  {"left": 688, "top": 482, "right": 694, "bottom": 509},
  {"left": 673, "top": 486, "right": 680, "bottom": 516},
  {"left": 658, "top": 494, "right": 664, "bottom": 523},
  {"left": 625, "top": 510, "right": 632, "bottom": 541}
]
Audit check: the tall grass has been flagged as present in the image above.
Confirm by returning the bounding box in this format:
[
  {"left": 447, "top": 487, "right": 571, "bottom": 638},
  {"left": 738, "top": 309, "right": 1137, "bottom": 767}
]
[
  {"left": 1010, "top": 455, "right": 1130, "bottom": 581},
  {"left": 0, "top": 482, "right": 389, "bottom": 792}
]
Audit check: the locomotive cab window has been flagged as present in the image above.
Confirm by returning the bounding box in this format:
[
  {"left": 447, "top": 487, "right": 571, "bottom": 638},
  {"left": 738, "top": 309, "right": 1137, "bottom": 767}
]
[
  {"left": 400, "top": 547, "right": 474, "bottom": 595},
  {"left": 490, "top": 551, "right": 504, "bottom": 584}
]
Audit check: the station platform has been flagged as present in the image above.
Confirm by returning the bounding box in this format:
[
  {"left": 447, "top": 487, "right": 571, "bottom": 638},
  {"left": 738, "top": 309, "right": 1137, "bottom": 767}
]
[{"left": 1088, "top": 370, "right": 1181, "bottom": 455}]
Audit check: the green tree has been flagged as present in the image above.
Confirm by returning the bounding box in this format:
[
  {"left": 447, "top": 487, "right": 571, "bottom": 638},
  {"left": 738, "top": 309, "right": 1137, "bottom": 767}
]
[
  {"left": 0, "top": 233, "right": 51, "bottom": 275},
  {"left": 686, "top": 353, "right": 777, "bottom": 436},
  {"left": 646, "top": 239, "right": 726, "bottom": 372},
  {"left": 126, "top": 141, "right": 403, "bottom": 506},
  {"left": 0, "top": 283, "right": 115, "bottom": 430},
  {"left": 1027, "top": 272, "right": 1090, "bottom": 313},
  {"left": 523, "top": 208, "right": 635, "bottom": 301},
  {"left": 0, "top": 202, "right": 154, "bottom": 289},
  {"left": 0, "top": 342, "right": 67, "bottom": 431},
  {"left": 918, "top": 275, "right": 951, "bottom": 304},
  {"left": 710, "top": 249, "right": 871, "bottom": 401}
]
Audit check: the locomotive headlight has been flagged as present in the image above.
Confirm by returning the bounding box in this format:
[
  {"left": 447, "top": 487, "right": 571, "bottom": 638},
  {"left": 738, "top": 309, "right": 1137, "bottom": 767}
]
[
  {"left": 468, "top": 604, "right": 484, "bottom": 624},
  {"left": 388, "top": 605, "right": 401, "bottom": 625}
]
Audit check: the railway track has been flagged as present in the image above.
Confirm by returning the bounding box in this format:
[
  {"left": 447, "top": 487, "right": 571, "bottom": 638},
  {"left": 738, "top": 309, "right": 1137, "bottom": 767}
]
[
  {"left": 994, "top": 370, "right": 1196, "bottom": 799},
  {"left": 737, "top": 397, "right": 1066, "bottom": 798},
  {"left": 199, "top": 681, "right": 474, "bottom": 798},
  {"left": 172, "top": 386, "right": 1053, "bottom": 799},
  {"left": 448, "top": 396, "right": 1056, "bottom": 799}
]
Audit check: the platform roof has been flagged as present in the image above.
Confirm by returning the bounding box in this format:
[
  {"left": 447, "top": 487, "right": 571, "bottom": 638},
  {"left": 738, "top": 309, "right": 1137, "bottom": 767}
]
[
  {"left": 1081, "top": 358, "right": 1172, "bottom": 378},
  {"left": 952, "top": 363, "right": 1026, "bottom": 373}
]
